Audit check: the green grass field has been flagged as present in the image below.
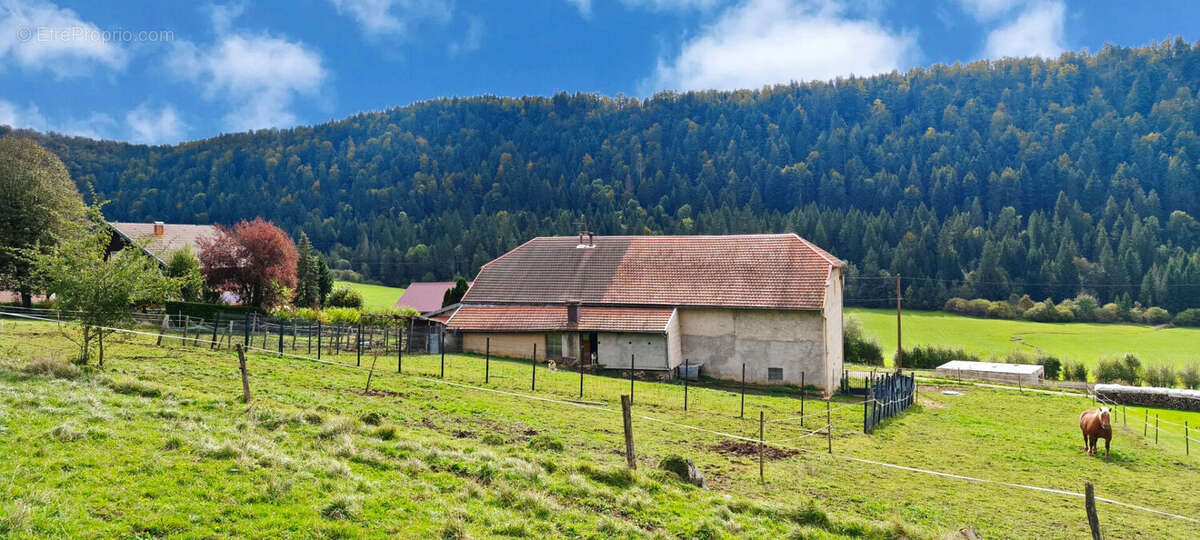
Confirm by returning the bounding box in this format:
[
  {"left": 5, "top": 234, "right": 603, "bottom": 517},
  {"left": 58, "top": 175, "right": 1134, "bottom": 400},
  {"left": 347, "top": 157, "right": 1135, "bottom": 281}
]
[
  {"left": 1, "top": 319, "right": 1199, "bottom": 538},
  {"left": 334, "top": 281, "right": 405, "bottom": 311},
  {"left": 849, "top": 308, "right": 1200, "bottom": 370}
]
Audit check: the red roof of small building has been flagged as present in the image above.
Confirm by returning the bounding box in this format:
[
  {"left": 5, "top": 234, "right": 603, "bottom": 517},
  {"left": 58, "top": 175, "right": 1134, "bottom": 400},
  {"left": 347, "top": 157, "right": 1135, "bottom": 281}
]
[
  {"left": 447, "top": 305, "right": 675, "bottom": 333},
  {"left": 394, "top": 282, "right": 471, "bottom": 314},
  {"left": 461, "top": 234, "right": 842, "bottom": 310}
]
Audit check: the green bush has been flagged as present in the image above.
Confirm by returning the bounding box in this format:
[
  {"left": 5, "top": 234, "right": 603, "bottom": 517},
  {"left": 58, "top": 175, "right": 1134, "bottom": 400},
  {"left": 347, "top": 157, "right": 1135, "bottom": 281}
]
[
  {"left": 1039, "top": 356, "right": 1062, "bottom": 380},
  {"left": 1173, "top": 309, "right": 1200, "bottom": 327},
  {"left": 528, "top": 434, "right": 564, "bottom": 452},
  {"left": 327, "top": 286, "right": 363, "bottom": 309},
  {"left": 1143, "top": 307, "right": 1172, "bottom": 325},
  {"left": 1095, "top": 354, "right": 1142, "bottom": 385},
  {"left": 1095, "top": 303, "right": 1122, "bottom": 323},
  {"left": 1180, "top": 363, "right": 1200, "bottom": 389},
  {"left": 901, "top": 345, "right": 980, "bottom": 369},
  {"left": 166, "top": 301, "right": 260, "bottom": 321},
  {"left": 1143, "top": 364, "right": 1177, "bottom": 388},
  {"left": 986, "top": 300, "right": 1017, "bottom": 319},
  {"left": 843, "top": 316, "right": 883, "bottom": 366},
  {"left": 1062, "top": 360, "right": 1089, "bottom": 382}
]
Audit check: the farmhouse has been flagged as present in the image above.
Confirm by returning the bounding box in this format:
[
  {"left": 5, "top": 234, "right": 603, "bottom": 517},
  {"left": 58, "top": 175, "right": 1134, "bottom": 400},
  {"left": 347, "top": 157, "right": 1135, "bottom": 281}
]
[
  {"left": 395, "top": 281, "right": 473, "bottom": 315},
  {"left": 108, "top": 221, "right": 217, "bottom": 266},
  {"left": 445, "top": 233, "right": 845, "bottom": 394}
]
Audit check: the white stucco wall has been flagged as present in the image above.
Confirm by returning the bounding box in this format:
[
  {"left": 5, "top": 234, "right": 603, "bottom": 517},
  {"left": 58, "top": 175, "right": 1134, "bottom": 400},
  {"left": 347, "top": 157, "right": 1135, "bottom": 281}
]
[
  {"left": 665, "top": 309, "right": 682, "bottom": 371},
  {"left": 823, "top": 267, "right": 844, "bottom": 394},
  {"left": 598, "top": 333, "right": 670, "bottom": 370},
  {"left": 678, "top": 307, "right": 832, "bottom": 394}
]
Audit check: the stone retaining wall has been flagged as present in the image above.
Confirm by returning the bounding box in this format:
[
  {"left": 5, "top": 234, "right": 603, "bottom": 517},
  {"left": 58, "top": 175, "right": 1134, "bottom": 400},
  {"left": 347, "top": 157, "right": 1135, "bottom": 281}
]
[{"left": 1095, "top": 384, "right": 1200, "bottom": 412}]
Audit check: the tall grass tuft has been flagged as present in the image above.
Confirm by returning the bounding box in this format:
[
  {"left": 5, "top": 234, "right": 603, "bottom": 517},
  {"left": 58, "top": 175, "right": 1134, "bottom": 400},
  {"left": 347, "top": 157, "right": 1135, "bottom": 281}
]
[
  {"left": 22, "top": 357, "right": 81, "bottom": 379},
  {"left": 319, "top": 494, "right": 360, "bottom": 520}
]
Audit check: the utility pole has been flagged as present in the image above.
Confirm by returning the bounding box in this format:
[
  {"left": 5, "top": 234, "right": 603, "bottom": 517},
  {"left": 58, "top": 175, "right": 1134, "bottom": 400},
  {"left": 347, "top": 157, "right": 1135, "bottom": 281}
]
[{"left": 896, "top": 274, "right": 903, "bottom": 372}]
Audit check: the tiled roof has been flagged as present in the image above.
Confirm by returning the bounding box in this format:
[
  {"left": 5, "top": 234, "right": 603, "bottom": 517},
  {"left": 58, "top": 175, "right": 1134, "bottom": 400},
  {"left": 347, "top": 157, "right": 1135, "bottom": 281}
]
[
  {"left": 461, "top": 234, "right": 842, "bottom": 310},
  {"left": 394, "top": 282, "right": 471, "bottom": 314},
  {"left": 447, "top": 305, "right": 675, "bottom": 333},
  {"left": 109, "top": 222, "right": 217, "bottom": 263}
]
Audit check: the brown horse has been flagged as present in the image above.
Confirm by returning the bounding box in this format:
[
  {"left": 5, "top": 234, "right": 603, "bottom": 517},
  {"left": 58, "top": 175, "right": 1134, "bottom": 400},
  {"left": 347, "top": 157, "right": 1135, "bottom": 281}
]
[{"left": 1080, "top": 407, "right": 1113, "bottom": 457}]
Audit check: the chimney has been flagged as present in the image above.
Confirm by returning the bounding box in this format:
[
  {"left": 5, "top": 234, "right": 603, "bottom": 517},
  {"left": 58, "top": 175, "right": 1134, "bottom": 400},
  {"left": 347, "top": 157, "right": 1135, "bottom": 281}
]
[
  {"left": 153, "top": 221, "right": 165, "bottom": 237},
  {"left": 576, "top": 231, "right": 595, "bottom": 248},
  {"left": 566, "top": 300, "right": 580, "bottom": 324}
]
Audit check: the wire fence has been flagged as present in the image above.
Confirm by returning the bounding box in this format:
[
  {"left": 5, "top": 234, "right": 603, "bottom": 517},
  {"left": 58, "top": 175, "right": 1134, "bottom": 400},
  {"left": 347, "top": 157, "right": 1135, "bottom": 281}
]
[{"left": 3, "top": 309, "right": 1199, "bottom": 529}]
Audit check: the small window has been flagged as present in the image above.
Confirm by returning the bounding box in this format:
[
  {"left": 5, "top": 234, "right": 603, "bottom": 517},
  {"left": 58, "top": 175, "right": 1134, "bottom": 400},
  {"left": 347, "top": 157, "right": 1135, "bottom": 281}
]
[
  {"left": 545, "top": 334, "right": 563, "bottom": 357},
  {"left": 768, "top": 367, "right": 783, "bottom": 381}
]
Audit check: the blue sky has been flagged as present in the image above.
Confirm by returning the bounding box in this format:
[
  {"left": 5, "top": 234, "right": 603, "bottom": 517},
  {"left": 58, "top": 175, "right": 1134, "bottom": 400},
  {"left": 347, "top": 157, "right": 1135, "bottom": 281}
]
[{"left": 0, "top": 0, "right": 1196, "bottom": 145}]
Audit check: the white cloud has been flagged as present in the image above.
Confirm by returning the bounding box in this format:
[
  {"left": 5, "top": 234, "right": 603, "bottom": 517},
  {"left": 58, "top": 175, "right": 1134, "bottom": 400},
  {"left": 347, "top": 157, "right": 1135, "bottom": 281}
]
[
  {"left": 126, "top": 103, "right": 184, "bottom": 144},
  {"left": 0, "top": 99, "right": 47, "bottom": 130},
  {"left": 645, "top": 0, "right": 918, "bottom": 93},
  {"left": 447, "top": 16, "right": 483, "bottom": 57},
  {"left": 983, "top": 1, "right": 1064, "bottom": 59},
  {"left": 956, "top": 0, "right": 1025, "bottom": 20},
  {"left": 329, "top": 0, "right": 451, "bottom": 38},
  {"left": 169, "top": 10, "right": 327, "bottom": 132},
  {"left": 0, "top": 0, "right": 126, "bottom": 77},
  {"left": 565, "top": 0, "right": 592, "bottom": 17},
  {"left": 206, "top": 2, "right": 244, "bottom": 35},
  {"left": 622, "top": 0, "right": 721, "bottom": 10}
]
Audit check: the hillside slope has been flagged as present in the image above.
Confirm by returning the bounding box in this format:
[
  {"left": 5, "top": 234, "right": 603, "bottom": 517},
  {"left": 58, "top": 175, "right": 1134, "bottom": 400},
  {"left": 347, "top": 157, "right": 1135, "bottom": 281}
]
[{"left": 12, "top": 41, "right": 1200, "bottom": 310}]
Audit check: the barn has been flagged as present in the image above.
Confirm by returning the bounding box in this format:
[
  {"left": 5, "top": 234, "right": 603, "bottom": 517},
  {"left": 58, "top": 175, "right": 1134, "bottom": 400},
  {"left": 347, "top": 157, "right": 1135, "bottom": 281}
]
[{"left": 445, "top": 233, "right": 845, "bottom": 395}]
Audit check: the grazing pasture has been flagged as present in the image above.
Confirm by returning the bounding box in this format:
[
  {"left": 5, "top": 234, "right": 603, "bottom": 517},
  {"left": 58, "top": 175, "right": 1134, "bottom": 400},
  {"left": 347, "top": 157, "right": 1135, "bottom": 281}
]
[
  {"left": 333, "top": 281, "right": 406, "bottom": 311},
  {"left": 849, "top": 307, "right": 1200, "bottom": 370},
  {"left": 0, "top": 318, "right": 1198, "bottom": 538}
]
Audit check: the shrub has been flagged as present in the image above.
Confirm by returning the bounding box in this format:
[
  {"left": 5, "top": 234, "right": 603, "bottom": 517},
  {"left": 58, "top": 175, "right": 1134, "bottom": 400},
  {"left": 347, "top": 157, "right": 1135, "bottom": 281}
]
[
  {"left": 1143, "top": 307, "right": 1172, "bottom": 325},
  {"left": 327, "top": 286, "right": 363, "bottom": 309},
  {"left": 528, "top": 434, "right": 564, "bottom": 452},
  {"left": 1094, "top": 358, "right": 1122, "bottom": 384},
  {"left": 323, "top": 307, "right": 361, "bottom": 324},
  {"left": 1062, "top": 360, "right": 1089, "bottom": 382},
  {"left": 104, "top": 377, "right": 163, "bottom": 398},
  {"left": 901, "top": 346, "right": 980, "bottom": 369},
  {"left": 1173, "top": 309, "right": 1200, "bottom": 327},
  {"left": 943, "top": 297, "right": 969, "bottom": 314},
  {"left": 1180, "top": 363, "right": 1200, "bottom": 389},
  {"left": 1039, "top": 356, "right": 1062, "bottom": 380},
  {"left": 1096, "top": 354, "right": 1142, "bottom": 385},
  {"left": 21, "top": 357, "right": 81, "bottom": 379},
  {"left": 1095, "top": 303, "right": 1121, "bottom": 323},
  {"left": 1121, "top": 354, "right": 1142, "bottom": 385},
  {"left": 1073, "top": 294, "right": 1099, "bottom": 322},
  {"left": 320, "top": 495, "right": 361, "bottom": 520},
  {"left": 986, "top": 301, "right": 1016, "bottom": 319},
  {"left": 1023, "top": 301, "right": 1074, "bottom": 322},
  {"left": 965, "top": 299, "right": 992, "bottom": 317},
  {"left": 1143, "top": 364, "right": 1177, "bottom": 388},
  {"left": 843, "top": 317, "right": 884, "bottom": 366}
]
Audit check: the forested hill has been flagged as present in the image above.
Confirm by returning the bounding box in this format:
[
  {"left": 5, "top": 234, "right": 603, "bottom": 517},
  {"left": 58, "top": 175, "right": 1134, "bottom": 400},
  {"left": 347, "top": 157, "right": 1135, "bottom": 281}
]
[{"left": 12, "top": 40, "right": 1200, "bottom": 311}]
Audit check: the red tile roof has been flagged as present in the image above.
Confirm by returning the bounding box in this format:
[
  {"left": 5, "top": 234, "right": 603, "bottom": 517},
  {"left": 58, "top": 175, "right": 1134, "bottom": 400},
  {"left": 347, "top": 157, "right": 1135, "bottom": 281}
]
[
  {"left": 447, "top": 305, "right": 675, "bottom": 333},
  {"left": 109, "top": 222, "right": 217, "bottom": 263},
  {"left": 461, "top": 234, "right": 842, "bottom": 310},
  {"left": 394, "top": 282, "right": 471, "bottom": 314}
]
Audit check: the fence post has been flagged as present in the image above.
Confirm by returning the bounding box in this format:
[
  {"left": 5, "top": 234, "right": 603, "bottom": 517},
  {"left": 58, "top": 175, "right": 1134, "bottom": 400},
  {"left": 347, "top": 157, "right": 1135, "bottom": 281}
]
[
  {"left": 484, "top": 337, "right": 490, "bottom": 383},
  {"left": 758, "top": 410, "right": 765, "bottom": 483},
  {"left": 184, "top": 316, "right": 190, "bottom": 346},
  {"left": 440, "top": 332, "right": 445, "bottom": 378},
  {"left": 683, "top": 358, "right": 688, "bottom": 411},
  {"left": 863, "top": 381, "right": 869, "bottom": 434},
  {"left": 210, "top": 312, "right": 220, "bottom": 349},
  {"left": 621, "top": 394, "right": 636, "bottom": 470},
  {"left": 1085, "top": 482, "right": 1102, "bottom": 540},
  {"left": 278, "top": 318, "right": 284, "bottom": 357},
  {"left": 365, "top": 347, "right": 378, "bottom": 393},
  {"left": 629, "top": 353, "right": 635, "bottom": 405},
  {"left": 236, "top": 344, "right": 251, "bottom": 404},
  {"left": 579, "top": 349, "right": 584, "bottom": 399},
  {"left": 826, "top": 399, "right": 832, "bottom": 454},
  {"left": 226, "top": 320, "right": 233, "bottom": 350},
  {"left": 740, "top": 363, "right": 746, "bottom": 419},
  {"left": 1186, "top": 421, "right": 1190, "bottom": 456},
  {"left": 397, "top": 322, "right": 403, "bottom": 374},
  {"left": 531, "top": 343, "right": 537, "bottom": 391},
  {"left": 308, "top": 322, "right": 313, "bottom": 355},
  {"left": 356, "top": 322, "right": 362, "bottom": 366},
  {"left": 801, "top": 371, "right": 806, "bottom": 428},
  {"left": 157, "top": 314, "right": 168, "bottom": 346},
  {"left": 1145, "top": 409, "right": 1148, "bottom": 437},
  {"left": 1155, "top": 414, "right": 1159, "bottom": 445},
  {"left": 243, "top": 313, "right": 250, "bottom": 348},
  {"left": 317, "top": 321, "right": 323, "bottom": 361}
]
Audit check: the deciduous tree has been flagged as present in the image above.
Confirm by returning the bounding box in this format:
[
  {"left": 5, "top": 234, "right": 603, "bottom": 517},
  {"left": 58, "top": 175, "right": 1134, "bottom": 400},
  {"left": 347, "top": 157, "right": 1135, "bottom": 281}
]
[{"left": 197, "top": 218, "right": 298, "bottom": 309}]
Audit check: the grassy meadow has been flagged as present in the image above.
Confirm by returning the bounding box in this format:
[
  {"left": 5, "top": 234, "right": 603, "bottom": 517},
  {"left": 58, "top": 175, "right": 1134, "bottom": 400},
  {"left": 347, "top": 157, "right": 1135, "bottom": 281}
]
[
  {"left": 1, "top": 318, "right": 1199, "bottom": 538},
  {"left": 849, "top": 307, "right": 1200, "bottom": 370},
  {"left": 333, "top": 281, "right": 405, "bottom": 312}
]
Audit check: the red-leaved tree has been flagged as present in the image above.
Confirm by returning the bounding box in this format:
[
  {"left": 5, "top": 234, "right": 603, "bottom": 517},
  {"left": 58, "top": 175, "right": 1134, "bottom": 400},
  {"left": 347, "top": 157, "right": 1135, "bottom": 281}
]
[{"left": 197, "top": 218, "right": 298, "bottom": 309}]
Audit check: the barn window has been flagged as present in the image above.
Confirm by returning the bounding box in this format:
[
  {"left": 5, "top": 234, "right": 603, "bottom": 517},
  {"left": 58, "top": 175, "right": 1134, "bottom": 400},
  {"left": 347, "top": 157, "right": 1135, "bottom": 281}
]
[
  {"left": 545, "top": 334, "right": 563, "bottom": 357},
  {"left": 768, "top": 368, "right": 783, "bottom": 381}
]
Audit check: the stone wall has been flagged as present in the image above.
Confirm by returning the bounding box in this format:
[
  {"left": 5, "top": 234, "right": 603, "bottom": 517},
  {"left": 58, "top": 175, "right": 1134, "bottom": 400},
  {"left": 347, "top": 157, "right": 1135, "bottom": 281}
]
[{"left": 678, "top": 308, "right": 827, "bottom": 392}]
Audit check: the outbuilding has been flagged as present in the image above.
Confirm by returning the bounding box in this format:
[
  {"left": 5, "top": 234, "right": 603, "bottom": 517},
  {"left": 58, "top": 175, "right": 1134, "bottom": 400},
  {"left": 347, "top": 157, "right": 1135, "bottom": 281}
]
[{"left": 445, "top": 233, "right": 845, "bottom": 395}]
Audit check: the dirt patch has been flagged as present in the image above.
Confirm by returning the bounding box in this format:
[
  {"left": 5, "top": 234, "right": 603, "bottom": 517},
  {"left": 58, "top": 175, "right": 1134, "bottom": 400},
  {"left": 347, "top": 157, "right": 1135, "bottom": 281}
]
[
  {"left": 712, "top": 440, "right": 798, "bottom": 460},
  {"left": 358, "top": 388, "right": 404, "bottom": 398},
  {"left": 452, "top": 430, "right": 475, "bottom": 439},
  {"left": 917, "top": 397, "right": 945, "bottom": 409}
]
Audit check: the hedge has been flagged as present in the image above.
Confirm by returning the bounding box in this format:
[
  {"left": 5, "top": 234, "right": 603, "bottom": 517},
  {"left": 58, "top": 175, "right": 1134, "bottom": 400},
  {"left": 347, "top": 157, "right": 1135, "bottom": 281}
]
[{"left": 165, "top": 301, "right": 261, "bottom": 321}]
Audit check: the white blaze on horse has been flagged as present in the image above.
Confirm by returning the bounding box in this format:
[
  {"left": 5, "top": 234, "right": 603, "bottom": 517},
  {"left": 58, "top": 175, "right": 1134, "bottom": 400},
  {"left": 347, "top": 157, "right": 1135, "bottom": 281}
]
[{"left": 1080, "top": 407, "right": 1113, "bottom": 457}]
